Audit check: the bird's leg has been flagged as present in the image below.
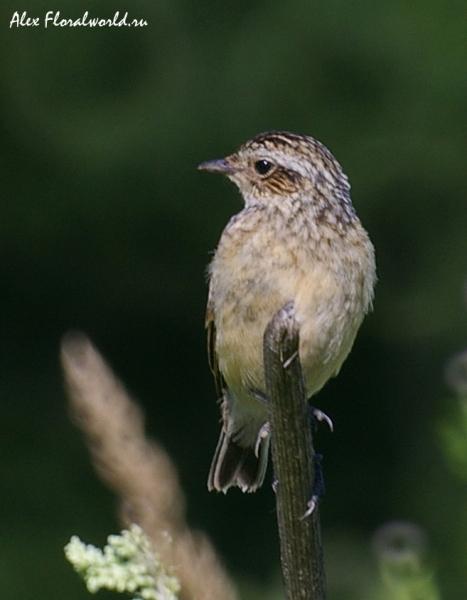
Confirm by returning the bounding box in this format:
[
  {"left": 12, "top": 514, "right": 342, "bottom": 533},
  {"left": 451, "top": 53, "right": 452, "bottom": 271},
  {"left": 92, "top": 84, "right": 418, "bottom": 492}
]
[
  {"left": 252, "top": 387, "right": 333, "bottom": 429},
  {"left": 270, "top": 453, "right": 325, "bottom": 517},
  {"left": 248, "top": 389, "right": 271, "bottom": 457},
  {"left": 301, "top": 453, "right": 325, "bottom": 518},
  {"left": 250, "top": 388, "right": 330, "bottom": 514},
  {"left": 301, "top": 406, "right": 331, "bottom": 514},
  {"left": 250, "top": 388, "right": 333, "bottom": 452}
]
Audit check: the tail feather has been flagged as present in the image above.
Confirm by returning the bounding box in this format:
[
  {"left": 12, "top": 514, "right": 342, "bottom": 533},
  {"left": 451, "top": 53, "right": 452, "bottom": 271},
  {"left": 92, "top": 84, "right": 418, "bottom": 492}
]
[{"left": 208, "top": 429, "right": 269, "bottom": 493}]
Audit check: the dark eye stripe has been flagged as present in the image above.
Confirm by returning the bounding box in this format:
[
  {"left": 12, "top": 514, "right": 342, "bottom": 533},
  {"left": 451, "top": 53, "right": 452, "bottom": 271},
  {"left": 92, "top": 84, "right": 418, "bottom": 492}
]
[{"left": 254, "top": 167, "right": 302, "bottom": 195}]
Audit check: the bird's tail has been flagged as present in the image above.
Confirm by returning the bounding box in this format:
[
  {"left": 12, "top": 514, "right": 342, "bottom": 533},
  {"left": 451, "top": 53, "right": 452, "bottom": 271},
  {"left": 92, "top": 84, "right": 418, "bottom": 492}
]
[{"left": 207, "top": 429, "right": 270, "bottom": 493}]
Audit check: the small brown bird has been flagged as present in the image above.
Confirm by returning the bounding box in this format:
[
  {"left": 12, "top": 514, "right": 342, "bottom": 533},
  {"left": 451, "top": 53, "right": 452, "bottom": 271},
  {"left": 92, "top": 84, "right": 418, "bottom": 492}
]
[{"left": 199, "top": 131, "right": 376, "bottom": 493}]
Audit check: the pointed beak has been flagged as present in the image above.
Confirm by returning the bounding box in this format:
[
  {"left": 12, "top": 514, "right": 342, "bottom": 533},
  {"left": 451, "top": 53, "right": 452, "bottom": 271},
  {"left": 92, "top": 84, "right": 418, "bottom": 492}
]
[{"left": 198, "top": 158, "right": 238, "bottom": 175}]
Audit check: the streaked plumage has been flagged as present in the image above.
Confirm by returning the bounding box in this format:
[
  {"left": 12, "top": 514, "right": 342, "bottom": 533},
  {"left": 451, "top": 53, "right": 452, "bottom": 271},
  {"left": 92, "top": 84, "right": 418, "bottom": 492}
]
[{"left": 199, "top": 131, "right": 376, "bottom": 493}]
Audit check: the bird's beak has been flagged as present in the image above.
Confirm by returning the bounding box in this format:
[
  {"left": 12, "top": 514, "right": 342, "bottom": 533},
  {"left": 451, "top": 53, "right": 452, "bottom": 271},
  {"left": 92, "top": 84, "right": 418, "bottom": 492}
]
[{"left": 198, "top": 158, "right": 239, "bottom": 175}]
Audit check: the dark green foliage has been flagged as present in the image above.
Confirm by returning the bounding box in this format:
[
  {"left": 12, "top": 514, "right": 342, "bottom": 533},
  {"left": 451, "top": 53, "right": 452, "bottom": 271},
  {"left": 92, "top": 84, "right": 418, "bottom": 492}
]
[{"left": 2, "top": 0, "right": 467, "bottom": 598}]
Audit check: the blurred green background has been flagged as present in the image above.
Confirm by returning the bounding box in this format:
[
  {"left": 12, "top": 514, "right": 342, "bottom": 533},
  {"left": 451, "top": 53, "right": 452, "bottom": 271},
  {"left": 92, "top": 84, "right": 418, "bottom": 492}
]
[{"left": 2, "top": 0, "right": 467, "bottom": 598}]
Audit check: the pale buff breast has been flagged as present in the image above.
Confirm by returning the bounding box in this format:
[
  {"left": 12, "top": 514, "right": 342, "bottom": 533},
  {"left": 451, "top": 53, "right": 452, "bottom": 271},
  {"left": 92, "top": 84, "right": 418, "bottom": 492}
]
[
  {"left": 213, "top": 265, "right": 364, "bottom": 396},
  {"left": 211, "top": 226, "right": 374, "bottom": 398}
]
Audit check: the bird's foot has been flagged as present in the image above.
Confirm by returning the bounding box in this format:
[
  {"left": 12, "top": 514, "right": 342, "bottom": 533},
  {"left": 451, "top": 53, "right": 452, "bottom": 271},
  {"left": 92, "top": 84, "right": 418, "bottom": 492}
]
[
  {"left": 270, "top": 453, "right": 325, "bottom": 518},
  {"left": 251, "top": 388, "right": 333, "bottom": 433},
  {"left": 254, "top": 421, "right": 270, "bottom": 457},
  {"left": 309, "top": 406, "right": 334, "bottom": 432},
  {"left": 301, "top": 453, "right": 325, "bottom": 519}
]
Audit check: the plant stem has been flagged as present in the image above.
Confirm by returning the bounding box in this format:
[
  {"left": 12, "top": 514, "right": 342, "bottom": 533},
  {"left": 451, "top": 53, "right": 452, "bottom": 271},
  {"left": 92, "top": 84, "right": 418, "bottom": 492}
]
[{"left": 263, "top": 301, "right": 327, "bottom": 600}]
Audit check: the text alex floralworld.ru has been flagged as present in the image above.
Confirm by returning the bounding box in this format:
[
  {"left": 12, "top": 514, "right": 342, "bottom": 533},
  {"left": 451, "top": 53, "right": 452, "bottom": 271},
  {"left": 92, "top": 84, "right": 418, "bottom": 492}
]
[{"left": 10, "top": 11, "right": 148, "bottom": 28}]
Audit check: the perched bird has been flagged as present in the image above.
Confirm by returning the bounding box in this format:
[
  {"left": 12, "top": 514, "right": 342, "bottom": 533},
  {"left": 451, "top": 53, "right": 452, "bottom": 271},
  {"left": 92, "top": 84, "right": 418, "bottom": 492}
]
[{"left": 199, "top": 131, "right": 376, "bottom": 493}]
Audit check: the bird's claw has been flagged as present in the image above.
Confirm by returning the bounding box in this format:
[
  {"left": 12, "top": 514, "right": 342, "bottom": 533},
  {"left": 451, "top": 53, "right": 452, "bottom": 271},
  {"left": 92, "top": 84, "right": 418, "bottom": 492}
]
[
  {"left": 310, "top": 407, "right": 334, "bottom": 432},
  {"left": 301, "top": 495, "right": 319, "bottom": 519},
  {"left": 254, "top": 421, "right": 270, "bottom": 457}
]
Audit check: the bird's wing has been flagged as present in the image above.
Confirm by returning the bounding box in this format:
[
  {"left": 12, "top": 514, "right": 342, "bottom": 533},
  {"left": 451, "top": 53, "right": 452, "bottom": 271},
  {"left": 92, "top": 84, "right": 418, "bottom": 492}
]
[{"left": 205, "top": 300, "right": 225, "bottom": 398}]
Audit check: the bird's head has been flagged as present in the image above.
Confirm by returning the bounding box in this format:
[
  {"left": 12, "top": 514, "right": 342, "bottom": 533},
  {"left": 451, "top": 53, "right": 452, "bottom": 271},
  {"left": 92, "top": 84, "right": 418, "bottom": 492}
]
[{"left": 198, "top": 131, "right": 351, "bottom": 211}]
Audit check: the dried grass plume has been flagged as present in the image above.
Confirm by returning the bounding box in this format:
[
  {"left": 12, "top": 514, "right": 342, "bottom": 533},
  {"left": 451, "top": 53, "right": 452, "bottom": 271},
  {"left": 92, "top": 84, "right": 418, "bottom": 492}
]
[{"left": 60, "top": 331, "right": 238, "bottom": 600}]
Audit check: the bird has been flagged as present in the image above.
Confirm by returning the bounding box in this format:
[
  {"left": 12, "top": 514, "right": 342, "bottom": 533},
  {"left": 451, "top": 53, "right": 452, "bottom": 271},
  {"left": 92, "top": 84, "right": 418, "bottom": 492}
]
[{"left": 198, "top": 131, "right": 376, "bottom": 494}]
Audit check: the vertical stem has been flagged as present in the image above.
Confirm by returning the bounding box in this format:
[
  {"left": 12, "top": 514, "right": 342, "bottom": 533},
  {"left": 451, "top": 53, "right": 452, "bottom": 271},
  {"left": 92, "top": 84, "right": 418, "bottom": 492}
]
[{"left": 263, "top": 301, "right": 326, "bottom": 600}]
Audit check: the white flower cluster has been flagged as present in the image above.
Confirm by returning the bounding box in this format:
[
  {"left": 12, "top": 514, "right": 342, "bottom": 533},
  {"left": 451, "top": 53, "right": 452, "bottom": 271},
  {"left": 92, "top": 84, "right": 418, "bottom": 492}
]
[{"left": 64, "top": 524, "right": 180, "bottom": 600}]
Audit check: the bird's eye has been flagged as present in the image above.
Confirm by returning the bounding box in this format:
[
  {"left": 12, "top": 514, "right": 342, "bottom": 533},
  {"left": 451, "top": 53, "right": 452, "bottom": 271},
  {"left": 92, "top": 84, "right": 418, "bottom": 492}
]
[{"left": 254, "top": 160, "right": 273, "bottom": 175}]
